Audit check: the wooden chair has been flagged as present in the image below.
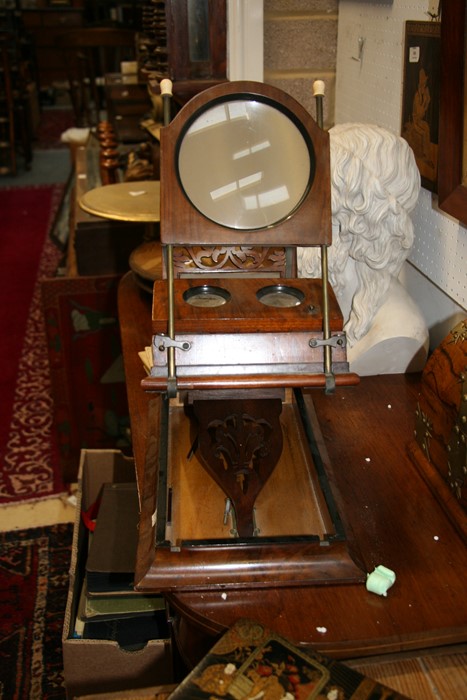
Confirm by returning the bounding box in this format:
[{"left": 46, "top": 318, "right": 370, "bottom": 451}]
[{"left": 57, "top": 28, "right": 136, "bottom": 127}]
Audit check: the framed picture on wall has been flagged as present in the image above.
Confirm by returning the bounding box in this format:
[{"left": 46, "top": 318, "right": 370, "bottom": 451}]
[{"left": 401, "top": 21, "right": 441, "bottom": 192}]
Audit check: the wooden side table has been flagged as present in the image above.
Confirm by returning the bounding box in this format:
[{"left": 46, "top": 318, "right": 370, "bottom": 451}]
[
  {"left": 79, "top": 180, "right": 161, "bottom": 256},
  {"left": 79, "top": 180, "right": 160, "bottom": 225}
]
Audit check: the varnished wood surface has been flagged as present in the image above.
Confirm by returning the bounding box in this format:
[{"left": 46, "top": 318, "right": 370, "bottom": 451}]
[
  {"left": 118, "top": 272, "right": 154, "bottom": 495},
  {"left": 151, "top": 278, "right": 343, "bottom": 333},
  {"left": 159, "top": 81, "right": 332, "bottom": 248},
  {"left": 133, "top": 387, "right": 365, "bottom": 591},
  {"left": 118, "top": 272, "right": 467, "bottom": 663},
  {"left": 142, "top": 370, "right": 358, "bottom": 392}
]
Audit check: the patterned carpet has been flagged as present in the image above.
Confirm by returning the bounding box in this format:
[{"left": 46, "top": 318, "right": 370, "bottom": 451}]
[
  {"left": 0, "top": 523, "right": 73, "bottom": 699},
  {"left": 0, "top": 184, "right": 65, "bottom": 504}
]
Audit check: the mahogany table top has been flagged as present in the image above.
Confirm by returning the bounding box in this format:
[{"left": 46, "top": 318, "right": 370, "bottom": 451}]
[{"left": 118, "top": 271, "right": 467, "bottom": 661}]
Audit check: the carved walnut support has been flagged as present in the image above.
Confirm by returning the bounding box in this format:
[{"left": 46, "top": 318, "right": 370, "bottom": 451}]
[{"left": 192, "top": 398, "right": 283, "bottom": 537}]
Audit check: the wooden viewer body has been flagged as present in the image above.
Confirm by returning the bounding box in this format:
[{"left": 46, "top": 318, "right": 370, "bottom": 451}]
[
  {"left": 139, "top": 81, "right": 362, "bottom": 589},
  {"left": 146, "top": 277, "right": 350, "bottom": 386}
]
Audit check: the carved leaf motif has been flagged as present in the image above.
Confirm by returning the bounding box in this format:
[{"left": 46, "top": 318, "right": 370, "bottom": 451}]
[
  {"left": 192, "top": 398, "right": 283, "bottom": 537},
  {"left": 209, "top": 247, "right": 229, "bottom": 264},
  {"left": 208, "top": 413, "right": 272, "bottom": 494}
]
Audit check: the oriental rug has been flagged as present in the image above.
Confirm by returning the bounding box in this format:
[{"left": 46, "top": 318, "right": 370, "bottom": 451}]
[
  {"left": 0, "top": 523, "right": 73, "bottom": 700},
  {"left": 0, "top": 184, "right": 65, "bottom": 504}
]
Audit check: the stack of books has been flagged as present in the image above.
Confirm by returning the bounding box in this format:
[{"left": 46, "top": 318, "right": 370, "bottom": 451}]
[{"left": 74, "top": 481, "right": 168, "bottom": 649}]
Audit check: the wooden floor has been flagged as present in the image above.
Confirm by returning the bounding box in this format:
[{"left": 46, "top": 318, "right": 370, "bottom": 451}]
[
  {"left": 51, "top": 649, "right": 467, "bottom": 700},
  {"left": 350, "top": 646, "right": 467, "bottom": 699}
]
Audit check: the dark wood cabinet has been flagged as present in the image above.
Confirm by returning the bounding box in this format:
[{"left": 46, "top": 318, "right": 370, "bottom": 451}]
[
  {"left": 105, "top": 72, "right": 153, "bottom": 142},
  {"left": 0, "top": 26, "right": 36, "bottom": 173},
  {"left": 22, "top": 5, "right": 85, "bottom": 91},
  {"left": 139, "top": 0, "right": 227, "bottom": 104},
  {"left": 20, "top": 1, "right": 145, "bottom": 94},
  {"left": 16, "top": 1, "right": 227, "bottom": 101},
  {"left": 165, "top": 0, "right": 226, "bottom": 81}
]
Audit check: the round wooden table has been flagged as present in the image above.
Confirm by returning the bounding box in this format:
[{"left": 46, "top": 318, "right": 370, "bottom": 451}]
[
  {"left": 79, "top": 180, "right": 160, "bottom": 223},
  {"left": 80, "top": 180, "right": 161, "bottom": 247},
  {"left": 117, "top": 272, "right": 467, "bottom": 669}
]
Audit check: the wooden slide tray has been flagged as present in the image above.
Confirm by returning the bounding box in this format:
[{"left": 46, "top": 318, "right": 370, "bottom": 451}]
[{"left": 134, "top": 390, "right": 365, "bottom": 592}]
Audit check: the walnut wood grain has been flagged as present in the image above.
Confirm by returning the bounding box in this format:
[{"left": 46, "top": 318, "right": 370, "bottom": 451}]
[
  {"left": 151, "top": 278, "right": 343, "bottom": 334},
  {"left": 191, "top": 396, "right": 284, "bottom": 538},
  {"left": 165, "top": 0, "right": 226, "bottom": 82},
  {"left": 147, "top": 277, "right": 354, "bottom": 390},
  {"left": 142, "top": 371, "right": 359, "bottom": 392},
  {"left": 159, "top": 81, "right": 332, "bottom": 248}
]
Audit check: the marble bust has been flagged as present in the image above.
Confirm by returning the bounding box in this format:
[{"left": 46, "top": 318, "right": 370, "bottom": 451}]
[{"left": 298, "top": 123, "right": 429, "bottom": 375}]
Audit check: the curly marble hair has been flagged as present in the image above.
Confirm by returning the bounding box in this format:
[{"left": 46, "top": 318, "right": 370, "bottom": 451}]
[{"left": 298, "top": 123, "right": 420, "bottom": 345}]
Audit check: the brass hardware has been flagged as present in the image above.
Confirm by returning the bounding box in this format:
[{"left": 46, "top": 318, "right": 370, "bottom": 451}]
[
  {"left": 154, "top": 334, "right": 191, "bottom": 352},
  {"left": 309, "top": 335, "right": 346, "bottom": 349},
  {"left": 449, "top": 319, "right": 467, "bottom": 344},
  {"left": 447, "top": 372, "right": 467, "bottom": 500},
  {"left": 414, "top": 403, "right": 432, "bottom": 461}
]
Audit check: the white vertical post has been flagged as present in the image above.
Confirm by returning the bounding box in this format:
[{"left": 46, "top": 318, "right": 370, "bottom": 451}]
[{"left": 227, "top": 0, "right": 264, "bottom": 81}]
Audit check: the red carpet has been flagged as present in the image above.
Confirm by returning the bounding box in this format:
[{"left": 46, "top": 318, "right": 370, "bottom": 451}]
[
  {"left": 0, "top": 184, "right": 65, "bottom": 503},
  {"left": 0, "top": 523, "right": 72, "bottom": 699}
]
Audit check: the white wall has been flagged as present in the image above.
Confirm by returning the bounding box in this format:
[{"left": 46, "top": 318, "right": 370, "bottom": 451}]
[{"left": 336, "top": 1, "right": 466, "bottom": 348}]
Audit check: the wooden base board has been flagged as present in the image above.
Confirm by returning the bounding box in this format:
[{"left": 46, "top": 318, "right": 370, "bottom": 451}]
[
  {"left": 167, "top": 398, "right": 333, "bottom": 542},
  {"left": 134, "top": 391, "right": 365, "bottom": 592}
]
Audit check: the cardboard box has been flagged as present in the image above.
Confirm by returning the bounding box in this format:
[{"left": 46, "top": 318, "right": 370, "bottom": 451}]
[{"left": 63, "top": 450, "right": 173, "bottom": 700}]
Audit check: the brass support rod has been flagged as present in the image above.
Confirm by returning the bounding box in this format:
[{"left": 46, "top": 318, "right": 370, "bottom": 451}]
[
  {"left": 160, "top": 79, "right": 177, "bottom": 395},
  {"left": 321, "top": 243, "right": 332, "bottom": 377},
  {"left": 167, "top": 243, "right": 176, "bottom": 384},
  {"left": 313, "top": 80, "right": 335, "bottom": 392}
]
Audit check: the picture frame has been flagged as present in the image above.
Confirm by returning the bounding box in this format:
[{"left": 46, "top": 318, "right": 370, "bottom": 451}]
[
  {"left": 401, "top": 20, "right": 441, "bottom": 192},
  {"left": 438, "top": 0, "right": 467, "bottom": 226}
]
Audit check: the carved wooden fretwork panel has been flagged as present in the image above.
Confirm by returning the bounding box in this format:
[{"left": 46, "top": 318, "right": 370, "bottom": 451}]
[{"left": 172, "top": 245, "right": 288, "bottom": 277}]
